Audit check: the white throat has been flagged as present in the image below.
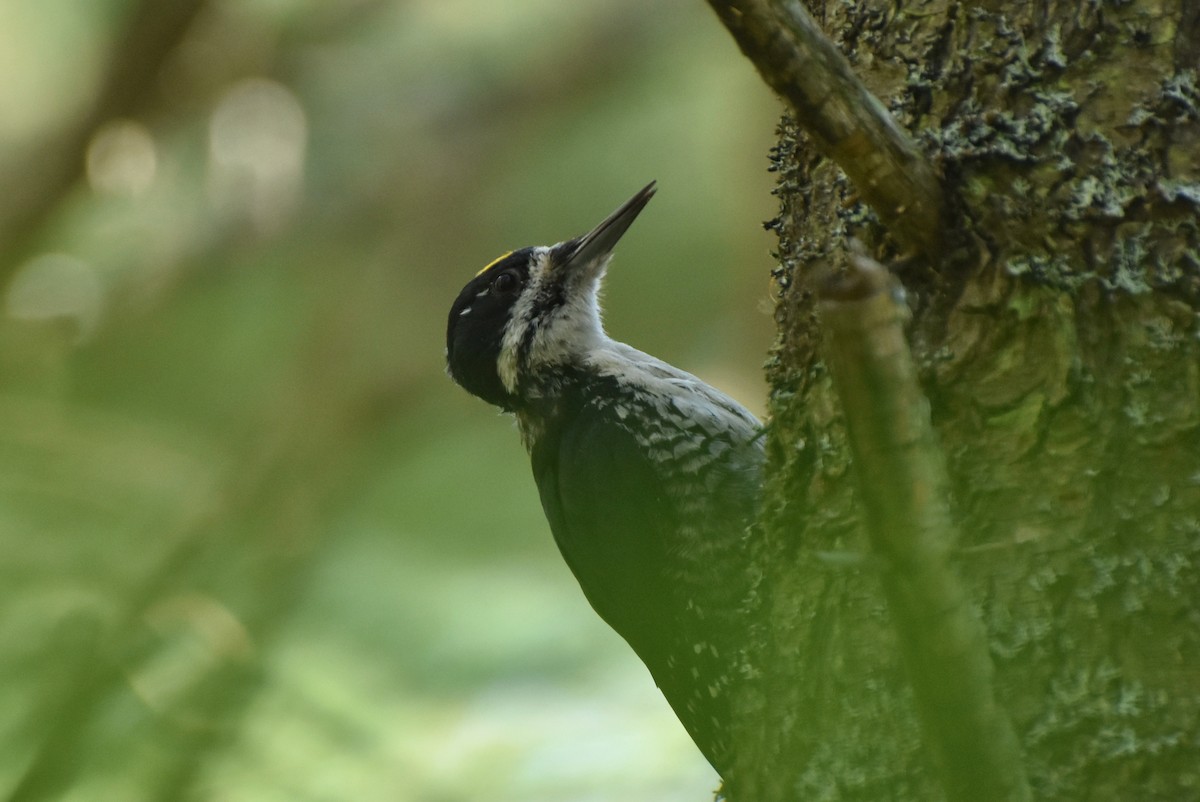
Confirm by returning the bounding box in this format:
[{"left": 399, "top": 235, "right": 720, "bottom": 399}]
[{"left": 497, "top": 247, "right": 611, "bottom": 395}]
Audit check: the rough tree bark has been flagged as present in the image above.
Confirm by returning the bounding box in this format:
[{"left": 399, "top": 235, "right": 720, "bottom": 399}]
[{"left": 709, "top": 1, "right": 1200, "bottom": 800}]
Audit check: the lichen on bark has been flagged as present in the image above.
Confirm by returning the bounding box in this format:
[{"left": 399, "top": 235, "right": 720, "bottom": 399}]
[{"left": 733, "top": 1, "right": 1200, "bottom": 799}]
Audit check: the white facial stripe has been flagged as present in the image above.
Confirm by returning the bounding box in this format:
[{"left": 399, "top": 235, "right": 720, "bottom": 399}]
[
  {"left": 497, "top": 323, "right": 523, "bottom": 394},
  {"left": 497, "top": 247, "right": 549, "bottom": 394},
  {"left": 494, "top": 246, "right": 610, "bottom": 397}
]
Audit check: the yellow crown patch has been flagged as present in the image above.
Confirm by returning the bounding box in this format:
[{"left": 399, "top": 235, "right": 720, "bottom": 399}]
[{"left": 475, "top": 251, "right": 514, "bottom": 277}]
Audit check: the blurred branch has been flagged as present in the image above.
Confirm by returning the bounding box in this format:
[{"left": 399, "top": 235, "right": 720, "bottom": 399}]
[
  {"left": 0, "top": 0, "right": 208, "bottom": 285},
  {"left": 5, "top": 328, "right": 398, "bottom": 802},
  {"left": 817, "top": 255, "right": 1030, "bottom": 802},
  {"left": 706, "top": 0, "right": 944, "bottom": 257}
]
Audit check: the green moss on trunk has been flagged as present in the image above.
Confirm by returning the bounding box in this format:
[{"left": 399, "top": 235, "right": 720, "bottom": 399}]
[{"left": 740, "top": 1, "right": 1200, "bottom": 798}]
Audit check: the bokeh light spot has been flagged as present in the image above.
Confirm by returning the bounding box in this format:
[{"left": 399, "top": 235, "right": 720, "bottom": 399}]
[
  {"left": 5, "top": 252, "right": 105, "bottom": 341},
  {"left": 208, "top": 77, "right": 308, "bottom": 234},
  {"left": 86, "top": 119, "right": 158, "bottom": 197}
]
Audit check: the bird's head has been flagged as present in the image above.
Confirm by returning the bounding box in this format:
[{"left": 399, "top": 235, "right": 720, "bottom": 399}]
[{"left": 446, "top": 181, "right": 656, "bottom": 410}]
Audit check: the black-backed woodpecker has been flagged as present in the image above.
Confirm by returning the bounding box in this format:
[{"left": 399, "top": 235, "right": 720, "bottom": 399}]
[{"left": 445, "top": 182, "right": 763, "bottom": 782}]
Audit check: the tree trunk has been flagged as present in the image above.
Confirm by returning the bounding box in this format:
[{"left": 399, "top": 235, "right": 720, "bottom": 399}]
[{"left": 717, "top": 1, "right": 1200, "bottom": 799}]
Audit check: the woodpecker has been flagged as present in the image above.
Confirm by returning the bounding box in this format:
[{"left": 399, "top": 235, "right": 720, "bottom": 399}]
[{"left": 445, "top": 182, "right": 763, "bottom": 782}]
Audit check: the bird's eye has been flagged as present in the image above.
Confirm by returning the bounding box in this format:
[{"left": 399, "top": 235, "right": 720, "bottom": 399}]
[{"left": 492, "top": 270, "right": 520, "bottom": 294}]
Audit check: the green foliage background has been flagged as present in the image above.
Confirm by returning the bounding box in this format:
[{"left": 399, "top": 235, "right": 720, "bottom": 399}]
[{"left": 0, "top": 1, "right": 778, "bottom": 799}]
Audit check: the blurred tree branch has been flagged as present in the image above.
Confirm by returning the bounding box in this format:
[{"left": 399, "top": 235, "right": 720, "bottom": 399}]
[
  {"left": 5, "top": 303, "right": 405, "bottom": 802},
  {"left": 0, "top": 0, "right": 208, "bottom": 285},
  {"left": 818, "top": 255, "right": 1030, "bottom": 802},
  {"left": 706, "top": 0, "right": 944, "bottom": 257}
]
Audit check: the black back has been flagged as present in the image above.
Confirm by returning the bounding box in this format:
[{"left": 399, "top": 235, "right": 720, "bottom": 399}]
[{"left": 528, "top": 372, "right": 762, "bottom": 775}]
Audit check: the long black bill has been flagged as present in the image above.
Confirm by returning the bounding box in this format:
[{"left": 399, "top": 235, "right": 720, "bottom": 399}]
[{"left": 555, "top": 181, "right": 657, "bottom": 272}]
